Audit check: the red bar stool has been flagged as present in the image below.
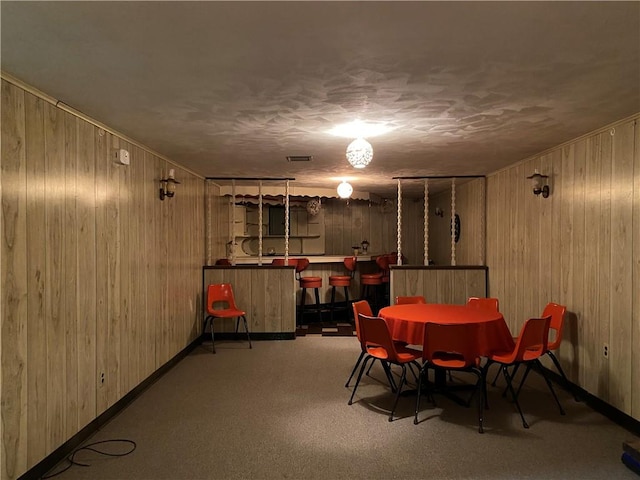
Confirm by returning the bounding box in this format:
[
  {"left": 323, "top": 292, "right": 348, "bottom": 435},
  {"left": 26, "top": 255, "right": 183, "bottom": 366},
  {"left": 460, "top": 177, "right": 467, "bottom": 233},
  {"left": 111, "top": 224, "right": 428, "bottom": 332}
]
[
  {"left": 328, "top": 256, "right": 357, "bottom": 322},
  {"left": 295, "top": 258, "right": 323, "bottom": 324},
  {"left": 360, "top": 270, "right": 383, "bottom": 313}
]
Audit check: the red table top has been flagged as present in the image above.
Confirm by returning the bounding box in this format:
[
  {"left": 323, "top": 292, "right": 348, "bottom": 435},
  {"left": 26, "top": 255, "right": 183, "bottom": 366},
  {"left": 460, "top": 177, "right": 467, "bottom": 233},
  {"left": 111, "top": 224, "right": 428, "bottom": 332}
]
[{"left": 378, "top": 303, "right": 515, "bottom": 356}]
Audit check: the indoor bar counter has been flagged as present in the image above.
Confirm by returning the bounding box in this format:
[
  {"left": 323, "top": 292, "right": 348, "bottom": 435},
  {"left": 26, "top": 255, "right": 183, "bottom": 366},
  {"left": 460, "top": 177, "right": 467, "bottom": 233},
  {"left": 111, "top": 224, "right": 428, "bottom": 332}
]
[{"left": 203, "top": 258, "right": 488, "bottom": 339}]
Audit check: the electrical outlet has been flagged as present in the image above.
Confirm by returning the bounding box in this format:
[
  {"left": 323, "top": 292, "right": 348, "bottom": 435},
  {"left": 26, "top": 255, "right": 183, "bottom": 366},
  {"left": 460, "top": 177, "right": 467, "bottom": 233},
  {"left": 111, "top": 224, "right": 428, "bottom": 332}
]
[
  {"left": 100, "top": 372, "right": 105, "bottom": 384},
  {"left": 603, "top": 344, "right": 609, "bottom": 359}
]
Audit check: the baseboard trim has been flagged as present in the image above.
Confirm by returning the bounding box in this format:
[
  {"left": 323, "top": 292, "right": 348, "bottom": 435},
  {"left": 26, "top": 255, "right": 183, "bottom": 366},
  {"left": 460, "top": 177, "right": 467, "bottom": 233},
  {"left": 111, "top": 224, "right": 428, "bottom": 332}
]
[
  {"left": 19, "top": 337, "right": 202, "bottom": 480},
  {"left": 543, "top": 367, "right": 640, "bottom": 437},
  {"left": 205, "top": 332, "right": 296, "bottom": 341}
]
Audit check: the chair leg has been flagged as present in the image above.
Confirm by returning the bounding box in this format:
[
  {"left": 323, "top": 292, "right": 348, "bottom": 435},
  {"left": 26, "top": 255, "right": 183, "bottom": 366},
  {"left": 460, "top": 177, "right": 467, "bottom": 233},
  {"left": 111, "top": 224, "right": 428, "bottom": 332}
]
[
  {"left": 414, "top": 365, "right": 432, "bottom": 425},
  {"left": 547, "top": 351, "right": 579, "bottom": 401},
  {"left": 366, "top": 359, "right": 397, "bottom": 391},
  {"left": 389, "top": 364, "right": 408, "bottom": 422},
  {"left": 299, "top": 288, "right": 307, "bottom": 326},
  {"left": 414, "top": 367, "right": 423, "bottom": 425},
  {"left": 408, "top": 361, "right": 421, "bottom": 385},
  {"left": 473, "top": 369, "right": 485, "bottom": 434},
  {"left": 241, "top": 315, "right": 252, "bottom": 349},
  {"left": 330, "top": 286, "right": 337, "bottom": 322},
  {"left": 203, "top": 316, "right": 215, "bottom": 354},
  {"left": 535, "top": 359, "right": 565, "bottom": 415},
  {"left": 314, "top": 287, "right": 322, "bottom": 322},
  {"left": 344, "top": 286, "right": 350, "bottom": 322},
  {"left": 512, "top": 363, "right": 532, "bottom": 401},
  {"left": 490, "top": 364, "right": 501, "bottom": 387},
  {"left": 380, "top": 360, "right": 398, "bottom": 393},
  {"left": 501, "top": 364, "right": 521, "bottom": 397},
  {"left": 481, "top": 363, "right": 491, "bottom": 410},
  {"left": 493, "top": 362, "right": 519, "bottom": 389},
  {"left": 345, "top": 351, "right": 366, "bottom": 387},
  {"left": 349, "top": 355, "right": 372, "bottom": 405},
  {"left": 502, "top": 364, "right": 529, "bottom": 428}
]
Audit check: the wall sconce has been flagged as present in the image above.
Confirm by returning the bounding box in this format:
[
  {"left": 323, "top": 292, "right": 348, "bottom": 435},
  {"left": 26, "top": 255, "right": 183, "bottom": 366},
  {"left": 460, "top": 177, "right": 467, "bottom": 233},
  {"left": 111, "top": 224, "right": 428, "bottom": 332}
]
[
  {"left": 526, "top": 169, "right": 550, "bottom": 198},
  {"left": 159, "top": 168, "right": 180, "bottom": 200},
  {"left": 434, "top": 207, "right": 444, "bottom": 217}
]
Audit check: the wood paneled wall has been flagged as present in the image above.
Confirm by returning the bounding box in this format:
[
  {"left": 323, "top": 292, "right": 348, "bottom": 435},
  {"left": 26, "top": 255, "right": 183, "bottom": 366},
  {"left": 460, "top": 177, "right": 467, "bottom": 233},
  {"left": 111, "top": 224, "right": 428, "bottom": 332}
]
[
  {"left": 1, "top": 79, "right": 205, "bottom": 480},
  {"left": 486, "top": 115, "right": 640, "bottom": 420},
  {"left": 391, "top": 267, "right": 487, "bottom": 305},
  {"left": 323, "top": 199, "right": 397, "bottom": 256}
]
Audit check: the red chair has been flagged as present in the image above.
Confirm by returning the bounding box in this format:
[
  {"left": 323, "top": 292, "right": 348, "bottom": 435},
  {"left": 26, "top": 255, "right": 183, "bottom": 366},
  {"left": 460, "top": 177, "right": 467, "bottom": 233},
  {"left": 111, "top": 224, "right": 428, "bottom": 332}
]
[
  {"left": 329, "top": 256, "right": 357, "bottom": 322},
  {"left": 540, "top": 302, "right": 577, "bottom": 400},
  {"left": 345, "top": 300, "right": 397, "bottom": 391},
  {"left": 204, "top": 283, "right": 252, "bottom": 353},
  {"left": 395, "top": 295, "right": 427, "bottom": 305},
  {"left": 467, "top": 297, "right": 499, "bottom": 311},
  {"left": 348, "top": 313, "right": 421, "bottom": 422},
  {"left": 485, "top": 315, "right": 565, "bottom": 428},
  {"left": 415, "top": 322, "right": 486, "bottom": 433}
]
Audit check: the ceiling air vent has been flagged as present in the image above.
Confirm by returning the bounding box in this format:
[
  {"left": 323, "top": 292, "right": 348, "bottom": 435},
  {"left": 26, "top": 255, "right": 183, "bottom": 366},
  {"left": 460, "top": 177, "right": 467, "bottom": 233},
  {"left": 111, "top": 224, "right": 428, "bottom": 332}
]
[{"left": 286, "top": 155, "right": 313, "bottom": 162}]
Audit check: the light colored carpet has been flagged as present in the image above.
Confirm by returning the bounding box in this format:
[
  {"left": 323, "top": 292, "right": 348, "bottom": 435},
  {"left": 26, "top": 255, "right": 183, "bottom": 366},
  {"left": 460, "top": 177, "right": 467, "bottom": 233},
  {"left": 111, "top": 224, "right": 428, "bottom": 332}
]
[{"left": 50, "top": 336, "right": 637, "bottom": 480}]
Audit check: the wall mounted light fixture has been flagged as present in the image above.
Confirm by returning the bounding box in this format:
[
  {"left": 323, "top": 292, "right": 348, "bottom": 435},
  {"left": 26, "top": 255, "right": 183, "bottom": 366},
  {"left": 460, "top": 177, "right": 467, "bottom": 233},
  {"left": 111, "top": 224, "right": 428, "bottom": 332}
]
[
  {"left": 526, "top": 169, "right": 550, "bottom": 198},
  {"left": 159, "top": 168, "right": 180, "bottom": 200}
]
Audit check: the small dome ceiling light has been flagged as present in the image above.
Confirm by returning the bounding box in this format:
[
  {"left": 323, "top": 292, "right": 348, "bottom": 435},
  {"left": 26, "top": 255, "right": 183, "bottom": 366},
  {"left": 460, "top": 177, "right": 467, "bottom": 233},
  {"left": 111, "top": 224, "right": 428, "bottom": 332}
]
[{"left": 337, "top": 180, "right": 353, "bottom": 199}]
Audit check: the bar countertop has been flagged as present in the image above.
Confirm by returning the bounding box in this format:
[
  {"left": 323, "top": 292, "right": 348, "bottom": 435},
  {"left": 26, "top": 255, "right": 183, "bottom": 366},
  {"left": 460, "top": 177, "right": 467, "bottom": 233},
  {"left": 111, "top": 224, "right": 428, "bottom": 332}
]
[{"left": 232, "top": 254, "right": 379, "bottom": 265}]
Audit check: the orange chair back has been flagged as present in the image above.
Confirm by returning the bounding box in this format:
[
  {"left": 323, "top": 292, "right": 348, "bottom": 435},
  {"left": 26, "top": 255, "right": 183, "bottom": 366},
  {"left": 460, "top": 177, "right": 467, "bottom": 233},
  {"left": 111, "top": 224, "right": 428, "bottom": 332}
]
[
  {"left": 541, "top": 302, "right": 567, "bottom": 351},
  {"left": 376, "top": 255, "right": 392, "bottom": 282},
  {"left": 423, "top": 322, "right": 480, "bottom": 369},
  {"left": 295, "top": 258, "right": 310, "bottom": 273},
  {"left": 511, "top": 315, "right": 552, "bottom": 363},
  {"left": 207, "top": 283, "right": 239, "bottom": 314},
  {"left": 358, "top": 314, "right": 398, "bottom": 362},
  {"left": 395, "top": 295, "right": 426, "bottom": 305},
  {"left": 344, "top": 256, "right": 357, "bottom": 273},
  {"left": 467, "top": 297, "right": 499, "bottom": 312},
  {"left": 375, "top": 255, "right": 390, "bottom": 271},
  {"left": 352, "top": 300, "right": 373, "bottom": 345}
]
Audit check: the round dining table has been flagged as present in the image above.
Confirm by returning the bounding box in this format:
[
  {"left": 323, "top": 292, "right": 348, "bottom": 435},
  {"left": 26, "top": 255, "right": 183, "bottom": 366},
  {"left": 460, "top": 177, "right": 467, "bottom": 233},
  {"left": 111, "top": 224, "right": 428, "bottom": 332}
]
[{"left": 378, "top": 303, "right": 515, "bottom": 356}]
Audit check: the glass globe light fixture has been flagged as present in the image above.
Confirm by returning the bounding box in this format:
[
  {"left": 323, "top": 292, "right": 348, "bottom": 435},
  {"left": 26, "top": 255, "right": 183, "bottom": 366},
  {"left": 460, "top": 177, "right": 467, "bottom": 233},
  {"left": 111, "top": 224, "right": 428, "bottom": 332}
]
[
  {"left": 337, "top": 181, "right": 353, "bottom": 199},
  {"left": 346, "top": 137, "right": 373, "bottom": 168}
]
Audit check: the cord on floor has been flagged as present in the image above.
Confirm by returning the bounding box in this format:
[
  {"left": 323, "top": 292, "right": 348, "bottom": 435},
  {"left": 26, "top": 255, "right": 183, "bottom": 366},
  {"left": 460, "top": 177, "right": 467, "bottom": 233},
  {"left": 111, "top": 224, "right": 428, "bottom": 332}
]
[{"left": 41, "top": 439, "right": 136, "bottom": 479}]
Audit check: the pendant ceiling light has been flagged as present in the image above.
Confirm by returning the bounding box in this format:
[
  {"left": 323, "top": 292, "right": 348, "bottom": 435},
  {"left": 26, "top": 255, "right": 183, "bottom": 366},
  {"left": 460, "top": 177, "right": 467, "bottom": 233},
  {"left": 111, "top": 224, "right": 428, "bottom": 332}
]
[
  {"left": 346, "top": 137, "right": 373, "bottom": 169},
  {"left": 337, "top": 181, "right": 353, "bottom": 199}
]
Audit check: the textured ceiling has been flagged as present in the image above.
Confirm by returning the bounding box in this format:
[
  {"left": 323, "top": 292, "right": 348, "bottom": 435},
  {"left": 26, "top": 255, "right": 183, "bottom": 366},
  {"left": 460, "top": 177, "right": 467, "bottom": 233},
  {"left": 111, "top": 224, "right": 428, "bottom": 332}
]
[{"left": 2, "top": 1, "right": 639, "bottom": 197}]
